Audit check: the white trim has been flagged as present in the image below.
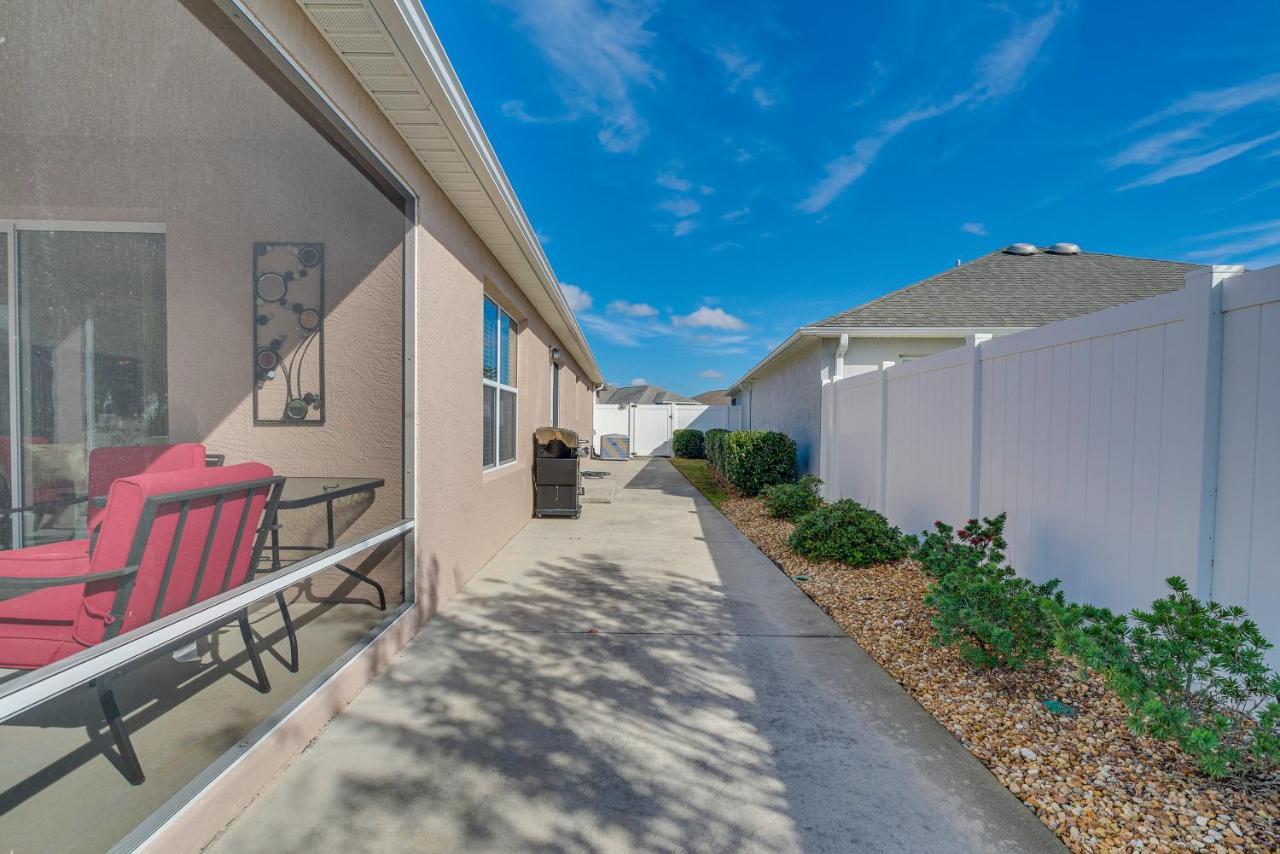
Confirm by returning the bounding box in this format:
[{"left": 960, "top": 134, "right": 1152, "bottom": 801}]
[
  {"left": 0, "top": 520, "right": 414, "bottom": 722},
  {"left": 483, "top": 296, "right": 518, "bottom": 468},
  {"left": 1, "top": 220, "right": 166, "bottom": 234},
  {"left": 357, "top": 0, "right": 602, "bottom": 385}
]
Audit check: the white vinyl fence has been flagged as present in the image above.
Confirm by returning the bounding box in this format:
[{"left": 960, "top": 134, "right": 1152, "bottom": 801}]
[
  {"left": 593, "top": 402, "right": 731, "bottom": 456},
  {"left": 820, "top": 264, "right": 1280, "bottom": 661}
]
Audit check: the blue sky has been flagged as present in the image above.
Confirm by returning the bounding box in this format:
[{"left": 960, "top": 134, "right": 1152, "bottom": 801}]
[{"left": 427, "top": 1, "right": 1280, "bottom": 395}]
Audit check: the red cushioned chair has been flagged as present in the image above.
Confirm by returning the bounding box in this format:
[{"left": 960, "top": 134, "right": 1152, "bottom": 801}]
[
  {"left": 85, "top": 442, "right": 209, "bottom": 532},
  {"left": 0, "top": 463, "right": 283, "bottom": 784}
]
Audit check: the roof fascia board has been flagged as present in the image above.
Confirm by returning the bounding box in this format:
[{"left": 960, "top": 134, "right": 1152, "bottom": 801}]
[{"left": 368, "top": 0, "right": 602, "bottom": 383}]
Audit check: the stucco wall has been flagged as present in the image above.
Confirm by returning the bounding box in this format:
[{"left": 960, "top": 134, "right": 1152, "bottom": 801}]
[
  {"left": 241, "top": 0, "right": 595, "bottom": 617},
  {"left": 741, "top": 335, "right": 968, "bottom": 475},
  {"left": 742, "top": 338, "right": 825, "bottom": 474}
]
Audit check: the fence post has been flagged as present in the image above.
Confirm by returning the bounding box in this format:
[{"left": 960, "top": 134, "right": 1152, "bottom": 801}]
[
  {"left": 819, "top": 379, "right": 834, "bottom": 499},
  {"left": 1182, "top": 265, "right": 1243, "bottom": 600},
  {"left": 876, "top": 361, "right": 894, "bottom": 513},
  {"left": 964, "top": 334, "right": 992, "bottom": 519}
]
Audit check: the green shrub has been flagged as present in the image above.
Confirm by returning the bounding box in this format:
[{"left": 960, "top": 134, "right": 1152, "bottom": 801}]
[
  {"left": 719, "top": 430, "right": 796, "bottom": 495},
  {"left": 787, "top": 499, "right": 908, "bottom": 567},
  {"left": 925, "top": 559, "right": 1065, "bottom": 671},
  {"left": 1057, "top": 577, "right": 1280, "bottom": 782},
  {"left": 704, "top": 428, "right": 729, "bottom": 473},
  {"left": 762, "top": 475, "right": 823, "bottom": 520},
  {"left": 672, "top": 428, "right": 704, "bottom": 459},
  {"left": 914, "top": 514, "right": 1009, "bottom": 579}
]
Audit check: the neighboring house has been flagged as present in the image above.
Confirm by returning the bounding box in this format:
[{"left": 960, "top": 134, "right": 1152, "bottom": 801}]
[
  {"left": 693, "top": 389, "right": 733, "bottom": 405},
  {"left": 729, "top": 244, "right": 1197, "bottom": 474},
  {"left": 0, "top": 1, "right": 600, "bottom": 849},
  {"left": 597, "top": 384, "right": 698, "bottom": 405}
]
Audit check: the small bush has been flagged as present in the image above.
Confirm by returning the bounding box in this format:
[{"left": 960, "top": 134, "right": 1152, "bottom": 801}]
[
  {"left": 787, "top": 499, "right": 908, "bottom": 567},
  {"left": 672, "top": 428, "right": 704, "bottom": 459},
  {"left": 719, "top": 430, "right": 796, "bottom": 496},
  {"left": 704, "top": 428, "right": 729, "bottom": 473},
  {"left": 762, "top": 475, "right": 823, "bottom": 521},
  {"left": 925, "top": 560, "right": 1065, "bottom": 671},
  {"left": 1059, "top": 577, "right": 1280, "bottom": 782},
  {"left": 914, "top": 514, "right": 1009, "bottom": 579}
]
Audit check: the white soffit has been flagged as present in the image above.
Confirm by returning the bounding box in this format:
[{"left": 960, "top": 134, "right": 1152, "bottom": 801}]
[{"left": 294, "top": 0, "right": 602, "bottom": 383}]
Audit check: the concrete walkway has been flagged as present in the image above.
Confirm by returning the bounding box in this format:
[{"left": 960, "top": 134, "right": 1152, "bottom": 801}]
[{"left": 211, "top": 459, "right": 1062, "bottom": 853}]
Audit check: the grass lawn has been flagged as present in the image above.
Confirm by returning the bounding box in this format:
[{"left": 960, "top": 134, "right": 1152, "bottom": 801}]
[{"left": 669, "top": 457, "right": 728, "bottom": 508}]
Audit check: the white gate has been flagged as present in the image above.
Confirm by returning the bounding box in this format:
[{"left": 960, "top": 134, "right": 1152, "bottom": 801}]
[
  {"left": 632, "top": 405, "right": 673, "bottom": 456},
  {"left": 593, "top": 402, "right": 732, "bottom": 457}
]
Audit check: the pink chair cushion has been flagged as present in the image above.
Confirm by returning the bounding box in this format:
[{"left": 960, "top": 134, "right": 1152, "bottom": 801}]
[
  {"left": 0, "top": 539, "right": 92, "bottom": 669},
  {"left": 86, "top": 443, "right": 207, "bottom": 530},
  {"left": 75, "top": 462, "right": 273, "bottom": 646}
]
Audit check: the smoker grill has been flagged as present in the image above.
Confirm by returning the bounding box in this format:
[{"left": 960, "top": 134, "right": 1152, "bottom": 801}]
[{"left": 533, "top": 427, "right": 582, "bottom": 518}]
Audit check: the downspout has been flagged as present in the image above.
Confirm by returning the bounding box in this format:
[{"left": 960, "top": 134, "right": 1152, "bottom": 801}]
[{"left": 834, "top": 333, "right": 849, "bottom": 380}]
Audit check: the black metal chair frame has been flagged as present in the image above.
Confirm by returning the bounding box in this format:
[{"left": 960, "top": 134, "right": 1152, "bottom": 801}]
[{"left": 0, "top": 475, "right": 284, "bottom": 785}]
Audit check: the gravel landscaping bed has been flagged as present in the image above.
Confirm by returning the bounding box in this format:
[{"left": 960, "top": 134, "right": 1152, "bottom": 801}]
[{"left": 717, "top": 492, "right": 1279, "bottom": 853}]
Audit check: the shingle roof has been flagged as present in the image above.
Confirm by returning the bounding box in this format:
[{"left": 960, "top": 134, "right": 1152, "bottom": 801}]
[
  {"left": 693, "top": 389, "right": 732, "bottom": 405},
  {"left": 810, "top": 248, "right": 1197, "bottom": 329},
  {"left": 598, "top": 384, "right": 698, "bottom": 405}
]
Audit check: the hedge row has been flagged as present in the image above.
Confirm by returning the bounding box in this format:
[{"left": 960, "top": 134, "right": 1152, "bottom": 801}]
[
  {"left": 705, "top": 429, "right": 796, "bottom": 496},
  {"left": 672, "top": 428, "right": 704, "bottom": 459}
]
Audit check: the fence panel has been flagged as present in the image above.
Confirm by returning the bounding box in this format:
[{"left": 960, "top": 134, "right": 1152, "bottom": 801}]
[
  {"left": 1213, "top": 265, "right": 1280, "bottom": 653},
  {"left": 817, "top": 265, "right": 1280, "bottom": 664},
  {"left": 884, "top": 348, "right": 971, "bottom": 537},
  {"left": 672, "top": 404, "right": 728, "bottom": 432}
]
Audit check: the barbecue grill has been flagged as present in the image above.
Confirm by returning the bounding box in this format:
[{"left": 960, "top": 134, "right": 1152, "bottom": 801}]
[{"left": 533, "top": 427, "right": 582, "bottom": 518}]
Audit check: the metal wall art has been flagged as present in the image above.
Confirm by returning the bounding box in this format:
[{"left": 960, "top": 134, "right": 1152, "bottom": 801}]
[{"left": 253, "top": 241, "right": 325, "bottom": 424}]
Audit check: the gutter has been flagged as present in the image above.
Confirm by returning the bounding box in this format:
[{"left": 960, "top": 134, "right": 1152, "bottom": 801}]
[
  {"left": 359, "top": 0, "right": 604, "bottom": 385},
  {"left": 728, "top": 325, "right": 1029, "bottom": 392}
]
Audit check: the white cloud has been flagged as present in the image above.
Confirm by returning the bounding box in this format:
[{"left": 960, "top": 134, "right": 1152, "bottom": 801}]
[
  {"left": 1120, "top": 131, "right": 1280, "bottom": 190},
  {"left": 656, "top": 170, "right": 692, "bottom": 192},
  {"left": 798, "top": 5, "right": 1062, "bottom": 213},
  {"left": 501, "top": 0, "right": 659, "bottom": 153},
  {"left": 722, "top": 207, "right": 750, "bottom": 222},
  {"left": 700, "top": 185, "right": 715, "bottom": 195},
  {"left": 673, "top": 306, "right": 747, "bottom": 330},
  {"left": 751, "top": 86, "right": 778, "bottom": 108},
  {"left": 1185, "top": 217, "right": 1280, "bottom": 263},
  {"left": 657, "top": 198, "right": 701, "bottom": 217},
  {"left": 698, "top": 369, "right": 724, "bottom": 380},
  {"left": 607, "top": 299, "right": 658, "bottom": 317},
  {"left": 961, "top": 222, "right": 988, "bottom": 236},
  {"left": 713, "top": 47, "right": 762, "bottom": 92},
  {"left": 559, "top": 282, "right": 593, "bottom": 312},
  {"left": 501, "top": 99, "right": 568, "bottom": 124},
  {"left": 710, "top": 241, "right": 742, "bottom": 252},
  {"left": 629, "top": 377, "right": 647, "bottom": 386},
  {"left": 1108, "top": 122, "right": 1207, "bottom": 169},
  {"left": 1134, "top": 72, "right": 1280, "bottom": 129},
  {"left": 672, "top": 219, "right": 697, "bottom": 237}
]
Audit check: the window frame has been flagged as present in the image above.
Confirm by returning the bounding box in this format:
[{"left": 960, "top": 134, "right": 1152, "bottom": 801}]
[{"left": 482, "top": 295, "right": 518, "bottom": 469}]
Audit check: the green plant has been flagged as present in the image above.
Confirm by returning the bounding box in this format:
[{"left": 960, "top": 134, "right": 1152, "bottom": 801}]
[
  {"left": 704, "top": 428, "right": 729, "bottom": 473},
  {"left": 914, "top": 514, "right": 1009, "bottom": 579},
  {"left": 762, "top": 475, "right": 823, "bottom": 521},
  {"left": 718, "top": 430, "right": 796, "bottom": 495},
  {"left": 924, "top": 559, "right": 1065, "bottom": 671},
  {"left": 786, "top": 499, "right": 909, "bottom": 568},
  {"left": 1061, "top": 577, "right": 1280, "bottom": 782},
  {"left": 672, "top": 428, "right": 704, "bottom": 459}
]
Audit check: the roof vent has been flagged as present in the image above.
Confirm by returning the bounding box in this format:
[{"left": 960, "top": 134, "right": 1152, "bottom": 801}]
[
  {"left": 1046, "top": 242, "right": 1081, "bottom": 255},
  {"left": 1004, "top": 243, "right": 1038, "bottom": 256}
]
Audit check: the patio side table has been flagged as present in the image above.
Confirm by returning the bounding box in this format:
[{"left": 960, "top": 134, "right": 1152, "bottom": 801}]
[{"left": 265, "top": 476, "right": 389, "bottom": 671}]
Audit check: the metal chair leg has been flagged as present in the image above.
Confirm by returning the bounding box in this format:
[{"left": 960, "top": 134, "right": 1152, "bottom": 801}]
[
  {"left": 238, "top": 609, "right": 271, "bottom": 693},
  {"left": 95, "top": 679, "right": 145, "bottom": 785},
  {"left": 276, "top": 590, "right": 299, "bottom": 672},
  {"left": 335, "top": 563, "right": 386, "bottom": 611}
]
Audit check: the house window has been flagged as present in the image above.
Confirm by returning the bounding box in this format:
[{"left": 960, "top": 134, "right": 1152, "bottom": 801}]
[{"left": 483, "top": 296, "right": 517, "bottom": 467}]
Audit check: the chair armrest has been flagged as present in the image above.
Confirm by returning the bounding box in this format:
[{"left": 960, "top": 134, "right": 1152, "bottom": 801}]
[{"left": 0, "top": 565, "right": 138, "bottom": 600}]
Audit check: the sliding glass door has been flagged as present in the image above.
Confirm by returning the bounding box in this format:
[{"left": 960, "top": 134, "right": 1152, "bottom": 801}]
[{"left": 1, "top": 222, "right": 167, "bottom": 548}]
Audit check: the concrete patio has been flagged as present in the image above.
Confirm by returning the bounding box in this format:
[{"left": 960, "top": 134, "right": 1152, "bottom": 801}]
[{"left": 210, "top": 458, "right": 1062, "bottom": 853}]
